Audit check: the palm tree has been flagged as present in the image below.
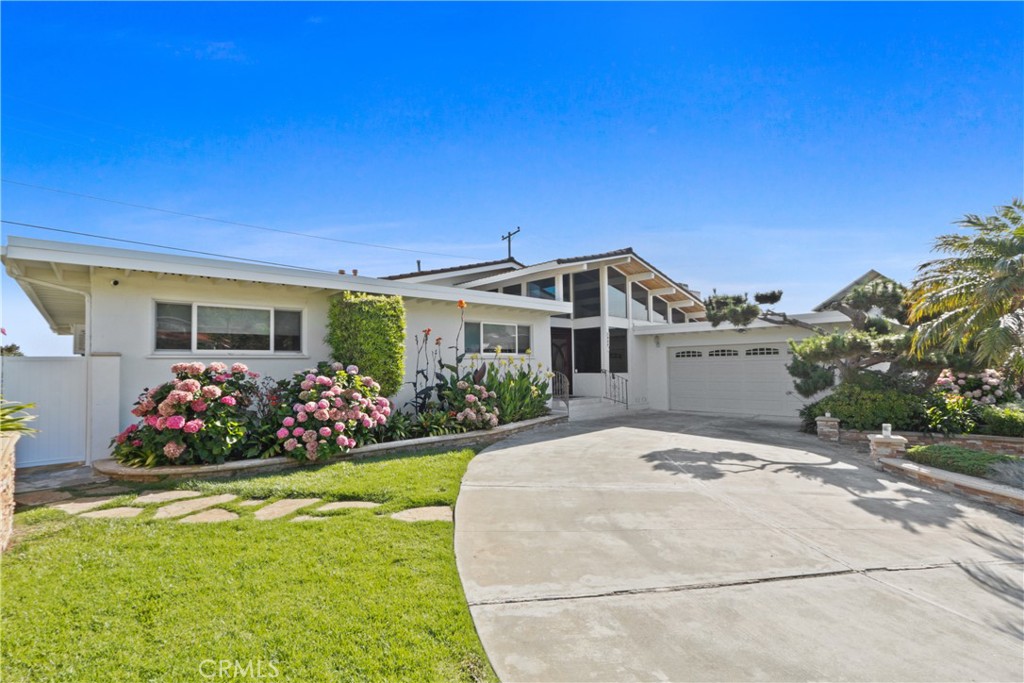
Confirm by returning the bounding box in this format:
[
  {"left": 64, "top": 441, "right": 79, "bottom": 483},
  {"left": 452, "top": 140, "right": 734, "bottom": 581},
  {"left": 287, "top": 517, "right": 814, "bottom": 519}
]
[{"left": 907, "top": 199, "right": 1024, "bottom": 377}]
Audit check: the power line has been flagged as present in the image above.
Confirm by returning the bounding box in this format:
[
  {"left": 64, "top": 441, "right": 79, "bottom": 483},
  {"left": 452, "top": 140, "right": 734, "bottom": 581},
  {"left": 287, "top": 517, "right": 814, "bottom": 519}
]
[
  {"left": 2, "top": 179, "right": 472, "bottom": 260},
  {"left": 1, "top": 219, "right": 340, "bottom": 274}
]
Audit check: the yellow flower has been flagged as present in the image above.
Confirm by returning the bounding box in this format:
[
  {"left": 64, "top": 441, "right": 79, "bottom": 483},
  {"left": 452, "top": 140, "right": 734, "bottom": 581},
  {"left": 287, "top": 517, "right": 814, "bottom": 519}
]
[{"left": 525, "top": 347, "right": 532, "bottom": 355}]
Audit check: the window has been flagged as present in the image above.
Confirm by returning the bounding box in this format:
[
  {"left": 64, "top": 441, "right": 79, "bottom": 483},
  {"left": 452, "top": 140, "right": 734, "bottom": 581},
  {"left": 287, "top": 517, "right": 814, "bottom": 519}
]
[
  {"left": 503, "top": 284, "right": 522, "bottom": 296},
  {"left": 561, "top": 274, "right": 571, "bottom": 302},
  {"left": 708, "top": 348, "right": 739, "bottom": 357},
  {"left": 527, "top": 277, "right": 556, "bottom": 300},
  {"left": 631, "top": 283, "right": 649, "bottom": 320},
  {"left": 155, "top": 302, "right": 302, "bottom": 353},
  {"left": 574, "top": 327, "right": 601, "bottom": 372},
  {"left": 609, "top": 328, "right": 628, "bottom": 373},
  {"left": 745, "top": 347, "right": 780, "bottom": 356},
  {"left": 674, "top": 350, "right": 702, "bottom": 358},
  {"left": 464, "top": 322, "right": 532, "bottom": 354},
  {"left": 606, "top": 268, "right": 628, "bottom": 318},
  {"left": 671, "top": 309, "right": 687, "bottom": 324},
  {"left": 572, "top": 271, "right": 601, "bottom": 318},
  {"left": 652, "top": 297, "right": 668, "bottom": 323}
]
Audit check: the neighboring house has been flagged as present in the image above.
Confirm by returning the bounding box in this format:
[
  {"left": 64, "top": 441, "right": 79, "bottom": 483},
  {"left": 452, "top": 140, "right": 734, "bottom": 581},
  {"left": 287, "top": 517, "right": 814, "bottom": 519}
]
[{"left": 2, "top": 236, "right": 855, "bottom": 468}]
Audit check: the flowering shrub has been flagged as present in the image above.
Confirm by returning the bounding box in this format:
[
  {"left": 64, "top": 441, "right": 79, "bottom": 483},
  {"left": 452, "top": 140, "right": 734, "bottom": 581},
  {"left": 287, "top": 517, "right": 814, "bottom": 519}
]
[
  {"left": 111, "top": 362, "right": 261, "bottom": 467},
  {"left": 272, "top": 361, "right": 390, "bottom": 461},
  {"left": 463, "top": 355, "right": 552, "bottom": 424},
  {"left": 933, "top": 369, "right": 1020, "bottom": 406},
  {"left": 440, "top": 380, "right": 500, "bottom": 429}
]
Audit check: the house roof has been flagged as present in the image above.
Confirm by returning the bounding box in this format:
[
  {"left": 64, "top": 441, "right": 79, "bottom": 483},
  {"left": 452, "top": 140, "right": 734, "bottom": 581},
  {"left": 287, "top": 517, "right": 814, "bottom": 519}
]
[
  {"left": 457, "top": 247, "right": 706, "bottom": 317},
  {"left": 382, "top": 257, "right": 524, "bottom": 281},
  {"left": 632, "top": 310, "right": 852, "bottom": 336},
  {"left": 1, "top": 237, "right": 571, "bottom": 335},
  {"left": 812, "top": 269, "right": 888, "bottom": 311}
]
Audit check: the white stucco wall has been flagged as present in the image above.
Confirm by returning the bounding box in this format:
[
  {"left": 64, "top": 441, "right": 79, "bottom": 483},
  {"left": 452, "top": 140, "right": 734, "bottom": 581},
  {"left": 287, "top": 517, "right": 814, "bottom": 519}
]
[{"left": 87, "top": 269, "right": 554, "bottom": 430}]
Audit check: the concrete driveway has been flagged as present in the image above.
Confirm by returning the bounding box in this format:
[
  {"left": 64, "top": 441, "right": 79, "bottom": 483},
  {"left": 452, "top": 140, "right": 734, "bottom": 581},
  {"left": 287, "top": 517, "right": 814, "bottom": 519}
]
[{"left": 455, "top": 412, "right": 1024, "bottom": 682}]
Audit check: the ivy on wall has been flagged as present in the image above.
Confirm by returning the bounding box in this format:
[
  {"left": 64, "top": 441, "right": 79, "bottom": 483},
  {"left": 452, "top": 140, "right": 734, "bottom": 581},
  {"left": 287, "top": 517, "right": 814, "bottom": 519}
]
[{"left": 325, "top": 292, "right": 406, "bottom": 397}]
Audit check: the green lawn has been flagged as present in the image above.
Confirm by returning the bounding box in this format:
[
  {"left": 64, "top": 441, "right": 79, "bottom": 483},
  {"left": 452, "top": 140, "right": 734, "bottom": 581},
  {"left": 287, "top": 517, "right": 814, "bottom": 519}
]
[{"left": 2, "top": 449, "right": 495, "bottom": 683}]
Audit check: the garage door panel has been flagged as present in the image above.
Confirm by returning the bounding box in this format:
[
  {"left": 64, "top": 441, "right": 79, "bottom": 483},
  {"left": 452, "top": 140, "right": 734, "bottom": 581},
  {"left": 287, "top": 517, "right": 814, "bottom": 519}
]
[{"left": 668, "top": 344, "right": 804, "bottom": 418}]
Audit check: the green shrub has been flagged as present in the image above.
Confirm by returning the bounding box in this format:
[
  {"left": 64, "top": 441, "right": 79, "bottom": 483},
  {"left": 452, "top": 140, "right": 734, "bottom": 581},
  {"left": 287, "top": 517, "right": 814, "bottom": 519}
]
[
  {"left": 976, "top": 405, "right": 1024, "bottom": 437},
  {"left": 477, "top": 358, "right": 552, "bottom": 424},
  {"left": 799, "top": 383, "right": 927, "bottom": 432},
  {"left": 905, "top": 444, "right": 1017, "bottom": 479},
  {"left": 925, "top": 394, "right": 978, "bottom": 436},
  {"left": 326, "top": 292, "right": 405, "bottom": 397}
]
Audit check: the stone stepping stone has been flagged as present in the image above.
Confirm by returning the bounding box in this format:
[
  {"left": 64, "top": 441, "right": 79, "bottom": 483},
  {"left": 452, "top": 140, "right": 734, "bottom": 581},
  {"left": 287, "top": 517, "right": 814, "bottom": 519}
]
[
  {"left": 133, "top": 490, "right": 203, "bottom": 505},
  {"left": 15, "top": 490, "right": 72, "bottom": 506},
  {"left": 291, "top": 515, "right": 330, "bottom": 522},
  {"left": 179, "top": 509, "right": 239, "bottom": 524},
  {"left": 390, "top": 506, "right": 453, "bottom": 523},
  {"left": 80, "top": 507, "right": 143, "bottom": 519},
  {"left": 51, "top": 496, "right": 119, "bottom": 515},
  {"left": 253, "top": 498, "right": 321, "bottom": 521},
  {"left": 81, "top": 485, "right": 132, "bottom": 496},
  {"left": 152, "top": 494, "right": 237, "bottom": 520},
  {"left": 237, "top": 499, "right": 266, "bottom": 507},
  {"left": 318, "top": 501, "right": 380, "bottom": 511}
]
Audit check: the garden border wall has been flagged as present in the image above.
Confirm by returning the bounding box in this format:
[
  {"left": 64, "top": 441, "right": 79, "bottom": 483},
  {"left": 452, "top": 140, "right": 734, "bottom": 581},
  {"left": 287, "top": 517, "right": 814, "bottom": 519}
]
[
  {"left": 838, "top": 429, "right": 1024, "bottom": 456},
  {"left": 93, "top": 414, "right": 568, "bottom": 482}
]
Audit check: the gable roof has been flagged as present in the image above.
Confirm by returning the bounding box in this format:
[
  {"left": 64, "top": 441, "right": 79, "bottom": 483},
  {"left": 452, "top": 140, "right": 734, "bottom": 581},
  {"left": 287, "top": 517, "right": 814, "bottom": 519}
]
[{"left": 813, "top": 269, "right": 889, "bottom": 311}]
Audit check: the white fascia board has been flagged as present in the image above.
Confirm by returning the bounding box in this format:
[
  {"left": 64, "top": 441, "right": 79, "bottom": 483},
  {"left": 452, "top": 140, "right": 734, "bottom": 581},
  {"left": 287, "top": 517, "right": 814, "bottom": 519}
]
[
  {"left": 459, "top": 253, "right": 639, "bottom": 289},
  {"left": 632, "top": 310, "right": 852, "bottom": 336},
  {"left": 392, "top": 262, "right": 522, "bottom": 284},
  {"left": 2, "top": 237, "right": 572, "bottom": 314}
]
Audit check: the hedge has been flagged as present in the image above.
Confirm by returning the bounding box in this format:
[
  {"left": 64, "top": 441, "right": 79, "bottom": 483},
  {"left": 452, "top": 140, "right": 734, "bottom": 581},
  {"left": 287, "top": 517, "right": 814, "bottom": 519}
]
[
  {"left": 799, "top": 383, "right": 928, "bottom": 433},
  {"left": 325, "top": 292, "right": 405, "bottom": 397}
]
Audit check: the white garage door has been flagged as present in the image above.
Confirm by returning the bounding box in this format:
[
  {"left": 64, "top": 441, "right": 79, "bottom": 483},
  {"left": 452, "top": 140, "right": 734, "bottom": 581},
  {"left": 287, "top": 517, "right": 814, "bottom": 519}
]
[{"left": 668, "top": 344, "right": 805, "bottom": 417}]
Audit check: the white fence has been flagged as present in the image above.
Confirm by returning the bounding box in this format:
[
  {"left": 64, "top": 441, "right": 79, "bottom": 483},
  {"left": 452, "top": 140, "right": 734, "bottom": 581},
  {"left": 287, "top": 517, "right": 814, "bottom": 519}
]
[{"left": 1, "top": 355, "right": 120, "bottom": 468}]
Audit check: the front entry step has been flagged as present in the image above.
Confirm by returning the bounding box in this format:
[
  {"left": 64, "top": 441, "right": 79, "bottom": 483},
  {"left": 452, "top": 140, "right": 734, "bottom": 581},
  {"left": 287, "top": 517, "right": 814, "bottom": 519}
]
[{"left": 553, "top": 397, "right": 629, "bottom": 421}]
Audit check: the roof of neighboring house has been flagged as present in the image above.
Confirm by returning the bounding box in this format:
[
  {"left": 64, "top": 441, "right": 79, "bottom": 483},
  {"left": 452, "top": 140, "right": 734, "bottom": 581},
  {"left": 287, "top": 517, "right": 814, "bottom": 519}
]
[
  {"left": 812, "top": 269, "right": 888, "bottom": 311},
  {"left": 1, "top": 237, "right": 570, "bottom": 335},
  {"left": 382, "top": 257, "right": 524, "bottom": 281}
]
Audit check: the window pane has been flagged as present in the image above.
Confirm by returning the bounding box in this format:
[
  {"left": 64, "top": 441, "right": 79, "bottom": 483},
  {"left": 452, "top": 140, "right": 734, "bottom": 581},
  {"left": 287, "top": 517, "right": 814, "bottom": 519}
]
[
  {"left": 671, "top": 309, "right": 687, "bottom": 324},
  {"left": 652, "top": 297, "right": 668, "bottom": 323},
  {"left": 465, "top": 323, "right": 481, "bottom": 353},
  {"left": 606, "top": 268, "right": 627, "bottom": 318},
  {"left": 527, "top": 277, "right": 556, "bottom": 300},
  {"left": 562, "top": 274, "right": 571, "bottom": 302},
  {"left": 609, "top": 328, "right": 628, "bottom": 373},
  {"left": 274, "top": 310, "right": 302, "bottom": 351},
  {"left": 197, "top": 306, "right": 270, "bottom": 351},
  {"left": 482, "top": 323, "right": 516, "bottom": 353},
  {"left": 631, "top": 283, "right": 649, "bottom": 320},
  {"left": 503, "top": 284, "right": 522, "bottom": 296},
  {"left": 517, "top": 326, "right": 531, "bottom": 354},
  {"left": 574, "top": 327, "right": 601, "bottom": 373},
  {"left": 156, "top": 303, "right": 192, "bottom": 350},
  {"left": 572, "top": 270, "right": 601, "bottom": 318}
]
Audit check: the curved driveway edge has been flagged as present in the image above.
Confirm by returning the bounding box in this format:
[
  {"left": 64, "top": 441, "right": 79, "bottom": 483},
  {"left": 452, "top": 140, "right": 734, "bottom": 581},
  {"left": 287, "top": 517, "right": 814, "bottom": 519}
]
[{"left": 455, "top": 412, "right": 1024, "bottom": 682}]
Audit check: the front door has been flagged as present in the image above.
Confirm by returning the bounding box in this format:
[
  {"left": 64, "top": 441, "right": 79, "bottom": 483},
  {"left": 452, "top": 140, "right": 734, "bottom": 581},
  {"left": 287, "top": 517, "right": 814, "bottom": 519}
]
[{"left": 551, "top": 327, "right": 573, "bottom": 394}]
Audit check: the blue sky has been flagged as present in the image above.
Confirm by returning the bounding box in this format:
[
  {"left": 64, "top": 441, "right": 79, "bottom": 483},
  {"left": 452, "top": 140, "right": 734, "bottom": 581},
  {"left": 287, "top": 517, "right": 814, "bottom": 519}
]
[{"left": 2, "top": 1, "right": 1022, "bottom": 355}]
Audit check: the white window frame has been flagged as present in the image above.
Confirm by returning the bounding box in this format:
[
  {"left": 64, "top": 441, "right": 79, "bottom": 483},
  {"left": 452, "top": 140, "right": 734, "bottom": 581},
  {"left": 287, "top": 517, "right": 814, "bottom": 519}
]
[
  {"left": 153, "top": 301, "right": 305, "bottom": 355},
  {"left": 464, "top": 321, "right": 533, "bottom": 356}
]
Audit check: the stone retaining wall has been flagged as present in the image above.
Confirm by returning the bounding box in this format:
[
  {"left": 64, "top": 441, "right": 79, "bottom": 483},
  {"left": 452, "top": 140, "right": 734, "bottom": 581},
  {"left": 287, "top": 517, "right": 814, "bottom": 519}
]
[
  {"left": 1, "top": 435, "right": 17, "bottom": 552},
  {"left": 838, "top": 429, "right": 1024, "bottom": 456},
  {"left": 94, "top": 414, "right": 568, "bottom": 482}
]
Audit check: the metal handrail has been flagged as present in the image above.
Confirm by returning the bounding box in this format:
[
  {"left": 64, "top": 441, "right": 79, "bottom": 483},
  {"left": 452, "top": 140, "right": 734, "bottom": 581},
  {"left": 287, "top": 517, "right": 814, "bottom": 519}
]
[
  {"left": 604, "top": 370, "right": 628, "bottom": 408},
  {"left": 551, "top": 371, "right": 571, "bottom": 415}
]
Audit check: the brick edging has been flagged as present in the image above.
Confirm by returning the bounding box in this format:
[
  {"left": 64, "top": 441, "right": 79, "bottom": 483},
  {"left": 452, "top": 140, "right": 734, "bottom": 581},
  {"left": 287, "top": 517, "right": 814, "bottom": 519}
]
[
  {"left": 93, "top": 414, "right": 568, "bottom": 482},
  {"left": 818, "top": 424, "right": 1024, "bottom": 457},
  {"left": 879, "top": 457, "right": 1024, "bottom": 515}
]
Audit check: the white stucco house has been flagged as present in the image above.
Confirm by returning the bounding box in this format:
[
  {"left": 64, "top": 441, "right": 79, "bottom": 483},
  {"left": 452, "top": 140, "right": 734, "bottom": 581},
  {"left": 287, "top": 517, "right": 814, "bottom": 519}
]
[{"left": 2, "top": 236, "right": 853, "bottom": 468}]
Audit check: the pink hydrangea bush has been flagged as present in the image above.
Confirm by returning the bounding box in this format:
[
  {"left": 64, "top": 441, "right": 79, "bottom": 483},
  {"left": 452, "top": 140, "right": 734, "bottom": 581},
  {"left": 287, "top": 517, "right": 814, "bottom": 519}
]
[
  {"left": 443, "top": 379, "right": 500, "bottom": 429},
  {"left": 110, "top": 362, "right": 261, "bottom": 467},
  {"left": 273, "top": 361, "right": 390, "bottom": 461},
  {"left": 933, "top": 369, "right": 1021, "bottom": 406}
]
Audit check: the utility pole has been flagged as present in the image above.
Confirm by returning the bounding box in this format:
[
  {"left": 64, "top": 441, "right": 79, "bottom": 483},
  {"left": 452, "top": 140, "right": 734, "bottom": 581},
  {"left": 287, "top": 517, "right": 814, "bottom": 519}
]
[{"left": 501, "top": 226, "right": 521, "bottom": 259}]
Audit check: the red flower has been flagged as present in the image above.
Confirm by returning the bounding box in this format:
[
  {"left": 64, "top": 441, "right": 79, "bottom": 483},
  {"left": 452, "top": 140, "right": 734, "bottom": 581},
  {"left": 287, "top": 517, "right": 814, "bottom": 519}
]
[
  {"left": 457, "top": 299, "right": 467, "bottom": 309},
  {"left": 423, "top": 327, "right": 432, "bottom": 337}
]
